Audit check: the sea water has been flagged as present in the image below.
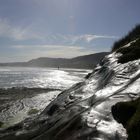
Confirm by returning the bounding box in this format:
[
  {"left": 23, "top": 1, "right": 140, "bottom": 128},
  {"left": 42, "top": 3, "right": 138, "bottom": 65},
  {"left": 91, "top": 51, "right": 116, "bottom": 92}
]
[
  {"left": 0, "top": 67, "right": 91, "bottom": 127},
  {"left": 0, "top": 67, "right": 90, "bottom": 89}
]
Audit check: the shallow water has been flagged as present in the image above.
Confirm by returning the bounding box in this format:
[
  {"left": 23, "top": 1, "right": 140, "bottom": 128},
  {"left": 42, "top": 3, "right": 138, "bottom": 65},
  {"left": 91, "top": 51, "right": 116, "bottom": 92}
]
[
  {"left": 0, "top": 67, "right": 91, "bottom": 127},
  {"left": 0, "top": 67, "right": 90, "bottom": 90}
]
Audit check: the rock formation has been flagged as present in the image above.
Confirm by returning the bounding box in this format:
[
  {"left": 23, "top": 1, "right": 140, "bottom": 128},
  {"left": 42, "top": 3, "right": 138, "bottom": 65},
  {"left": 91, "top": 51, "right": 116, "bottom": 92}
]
[{"left": 0, "top": 25, "right": 140, "bottom": 140}]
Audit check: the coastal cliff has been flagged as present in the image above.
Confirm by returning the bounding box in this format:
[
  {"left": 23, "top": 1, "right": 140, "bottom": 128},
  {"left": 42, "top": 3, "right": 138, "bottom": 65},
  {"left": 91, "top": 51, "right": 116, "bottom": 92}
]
[{"left": 0, "top": 25, "right": 140, "bottom": 140}]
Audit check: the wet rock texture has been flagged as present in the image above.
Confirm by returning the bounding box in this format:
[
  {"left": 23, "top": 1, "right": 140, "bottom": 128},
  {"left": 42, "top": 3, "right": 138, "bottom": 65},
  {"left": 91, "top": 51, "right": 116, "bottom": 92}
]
[{"left": 0, "top": 32, "right": 140, "bottom": 139}]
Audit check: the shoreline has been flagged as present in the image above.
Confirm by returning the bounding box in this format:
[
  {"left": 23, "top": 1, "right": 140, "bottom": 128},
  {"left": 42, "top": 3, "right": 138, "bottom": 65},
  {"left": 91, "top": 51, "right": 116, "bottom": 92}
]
[{"left": 0, "top": 87, "right": 62, "bottom": 128}]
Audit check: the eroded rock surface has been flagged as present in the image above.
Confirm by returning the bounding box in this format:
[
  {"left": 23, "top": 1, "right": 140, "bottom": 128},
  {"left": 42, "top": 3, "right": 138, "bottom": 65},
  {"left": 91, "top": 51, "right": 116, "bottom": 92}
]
[{"left": 0, "top": 37, "right": 140, "bottom": 140}]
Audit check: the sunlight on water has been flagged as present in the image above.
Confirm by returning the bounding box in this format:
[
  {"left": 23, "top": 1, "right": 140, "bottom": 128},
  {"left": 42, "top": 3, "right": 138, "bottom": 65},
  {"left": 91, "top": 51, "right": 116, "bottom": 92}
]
[
  {"left": 0, "top": 67, "right": 91, "bottom": 127},
  {"left": 0, "top": 67, "right": 90, "bottom": 89}
]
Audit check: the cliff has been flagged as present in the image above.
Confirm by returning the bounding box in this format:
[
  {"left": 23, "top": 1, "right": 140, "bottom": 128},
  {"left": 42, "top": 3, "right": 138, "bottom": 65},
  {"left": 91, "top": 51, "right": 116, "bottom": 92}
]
[{"left": 0, "top": 26, "right": 140, "bottom": 140}]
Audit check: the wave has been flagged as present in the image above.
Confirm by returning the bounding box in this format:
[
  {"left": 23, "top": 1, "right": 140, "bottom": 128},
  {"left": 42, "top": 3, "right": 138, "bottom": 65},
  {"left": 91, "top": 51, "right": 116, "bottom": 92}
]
[{"left": 0, "top": 87, "right": 62, "bottom": 128}]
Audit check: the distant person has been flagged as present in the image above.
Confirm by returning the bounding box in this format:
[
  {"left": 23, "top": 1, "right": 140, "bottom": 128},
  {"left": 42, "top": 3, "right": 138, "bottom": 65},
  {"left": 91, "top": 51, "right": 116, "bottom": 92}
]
[{"left": 58, "top": 66, "right": 59, "bottom": 70}]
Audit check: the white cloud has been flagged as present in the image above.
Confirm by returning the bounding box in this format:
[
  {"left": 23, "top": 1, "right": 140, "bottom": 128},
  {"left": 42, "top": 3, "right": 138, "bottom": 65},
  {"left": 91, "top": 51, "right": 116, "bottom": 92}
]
[
  {"left": 0, "top": 18, "right": 116, "bottom": 62},
  {"left": 40, "top": 34, "right": 118, "bottom": 46},
  {"left": 82, "top": 34, "right": 117, "bottom": 42},
  {"left": 34, "top": 46, "right": 94, "bottom": 58},
  {"left": 0, "top": 18, "right": 117, "bottom": 46},
  {"left": 68, "top": 34, "right": 118, "bottom": 44},
  {"left": 11, "top": 45, "right": 95, "bottom": 59},
  {"left": 0, "top": 18, "right": 40, "bottom": 40}
]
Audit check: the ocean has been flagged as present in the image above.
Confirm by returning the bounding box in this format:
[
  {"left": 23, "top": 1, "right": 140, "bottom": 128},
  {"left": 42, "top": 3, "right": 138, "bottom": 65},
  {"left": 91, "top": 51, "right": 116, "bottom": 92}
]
[
  {"left": 0, "top": 67, "right": 90, "bottom": 89},
  {"left": 0, "top": 67, "right": 91, "bottom": 127}
]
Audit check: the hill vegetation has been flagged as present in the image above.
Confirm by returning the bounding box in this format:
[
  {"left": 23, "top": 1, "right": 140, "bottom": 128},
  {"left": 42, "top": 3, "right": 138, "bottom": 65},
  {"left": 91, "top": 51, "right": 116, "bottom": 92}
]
[
  {"left": 112, "top": 24, "right": 140, "bottom": 52},
  {"left": 111, "top": 25, "right": 140, "bottom": 64}
]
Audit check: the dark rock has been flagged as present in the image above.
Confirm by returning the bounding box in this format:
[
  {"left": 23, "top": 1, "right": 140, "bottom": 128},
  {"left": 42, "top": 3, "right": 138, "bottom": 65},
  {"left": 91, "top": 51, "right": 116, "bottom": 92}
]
[
  {"left": 85, "top": 72, "right": 92, "bottom": 79},
  {"left": 111, "top": 102, "right": 136, "bottom": 127},
  {"left": 112, "top": 97, "right": 140, "bottom": 140},
  {"left": 47, "top": 104, "right": 59, "bottom": 116}
]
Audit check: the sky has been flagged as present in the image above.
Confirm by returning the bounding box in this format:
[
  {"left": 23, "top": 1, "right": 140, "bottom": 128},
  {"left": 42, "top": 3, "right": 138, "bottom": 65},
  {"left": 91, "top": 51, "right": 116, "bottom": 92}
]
[{"left": 0, "top": 0, "right": 140, "bottom": 62}]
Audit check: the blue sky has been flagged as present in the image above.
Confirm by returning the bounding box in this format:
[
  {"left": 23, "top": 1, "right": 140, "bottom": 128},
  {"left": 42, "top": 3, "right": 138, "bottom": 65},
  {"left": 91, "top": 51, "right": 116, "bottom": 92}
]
[{"left": 0, "top": 0, "right": 140, "bottom": 62}]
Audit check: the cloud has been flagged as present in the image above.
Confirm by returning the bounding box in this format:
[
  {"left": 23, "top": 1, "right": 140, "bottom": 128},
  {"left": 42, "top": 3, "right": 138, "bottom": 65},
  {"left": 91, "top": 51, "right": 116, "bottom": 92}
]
[
  {"left": 11, "top": 45, "right": 95, "bottom": 59},
  {"left": 33, "top": 45, "right": 94, "bottom": 58},
  {"left": 39, "top": 34, "right": 118, "bottom": 47},
  {"left": 81, "top": 34, "right": 118, "bottom": 42},
  {"left": 0, "top": 18, "right": 117, "bottom": 62},
  {"left": 0, "top": 18, "right": 40, "bottom": 41},
  {"left": 0, "top": 18, "right": 117, "bottom": 47}
]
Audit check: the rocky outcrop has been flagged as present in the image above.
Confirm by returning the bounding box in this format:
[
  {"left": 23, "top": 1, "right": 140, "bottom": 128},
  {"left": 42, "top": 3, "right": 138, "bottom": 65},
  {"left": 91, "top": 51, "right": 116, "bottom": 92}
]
[
  {"left": 112, "top": 98, "right": 140, "bottom": 140},
  {"left": 1, "top": 50, "right": 139, "bottom": 139},
  {"left": 111, "top": 25, "right": 140, "bottom": 140},
  {"left": 0, "top": 26, "right": 140, "bottom": 140}
]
